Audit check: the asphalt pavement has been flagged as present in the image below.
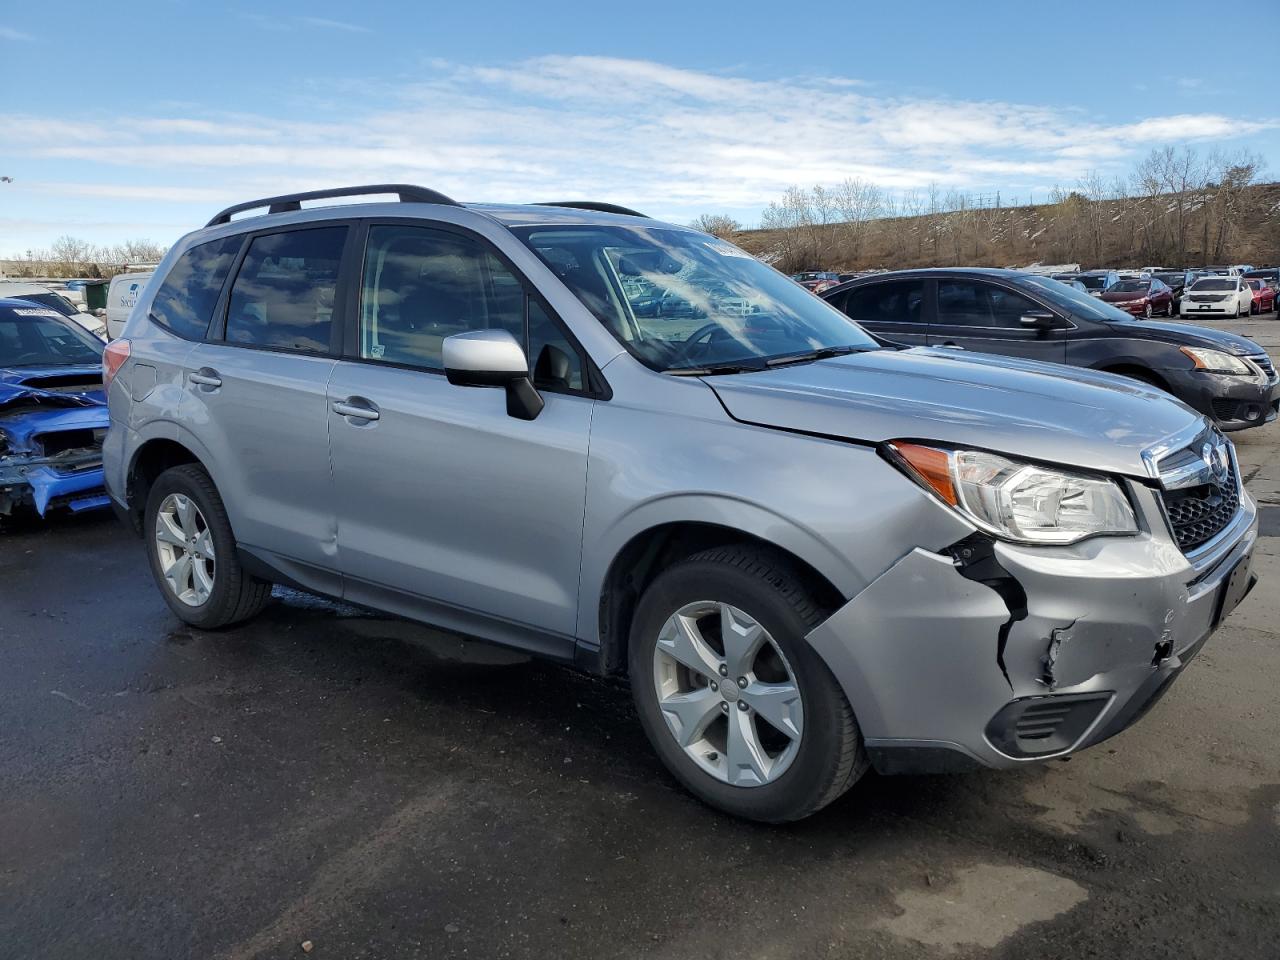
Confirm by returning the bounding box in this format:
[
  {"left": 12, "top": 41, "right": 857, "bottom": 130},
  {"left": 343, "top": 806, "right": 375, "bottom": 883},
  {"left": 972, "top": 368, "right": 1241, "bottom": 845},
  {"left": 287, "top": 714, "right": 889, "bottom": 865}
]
[{"left": 2, "top": 316, "right": 1279, "bottom": 959}]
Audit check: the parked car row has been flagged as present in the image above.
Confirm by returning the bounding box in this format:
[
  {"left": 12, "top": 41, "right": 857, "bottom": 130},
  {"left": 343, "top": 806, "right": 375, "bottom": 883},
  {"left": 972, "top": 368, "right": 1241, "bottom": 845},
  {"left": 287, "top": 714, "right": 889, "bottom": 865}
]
[
  {"left": 70, "top": 185, "right": 1263, "bottom": 823},
  {"left": 821, "top": 267, "right": 1279, "bottom": 432}
]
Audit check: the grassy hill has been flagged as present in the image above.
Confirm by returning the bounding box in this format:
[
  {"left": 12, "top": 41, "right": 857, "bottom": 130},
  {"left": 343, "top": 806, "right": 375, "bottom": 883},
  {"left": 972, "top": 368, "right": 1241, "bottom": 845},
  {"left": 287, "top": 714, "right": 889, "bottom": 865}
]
[{"left": 732, "top": 181, "right": 1280, "bottom": 274}]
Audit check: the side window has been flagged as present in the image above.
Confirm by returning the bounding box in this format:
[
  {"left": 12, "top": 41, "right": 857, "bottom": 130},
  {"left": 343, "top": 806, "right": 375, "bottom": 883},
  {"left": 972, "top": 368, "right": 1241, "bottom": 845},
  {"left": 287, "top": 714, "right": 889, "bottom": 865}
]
[
  {"left": 843, "top": 281, "right": 924, "bottom": 325},
  {"left": 359, "top": 225, "right": 522, "bottom": 370},
  {"left": 986, "top": 286, "right": 1043, "bottom": 329},
  {"left": 149, "top": 235, "right": 242, "bottom": 340},
  {"left": 528, "top": 298, "right": 586, "bottom": 391},
  {"left": 359, "top": 224, "right": 589, "bottom": 392},
  {"left": 937, "top": 280, "right": 992, "bottom": 327},
  {"left": 225, "top": 227, "right": 347, "bottom": 353}
]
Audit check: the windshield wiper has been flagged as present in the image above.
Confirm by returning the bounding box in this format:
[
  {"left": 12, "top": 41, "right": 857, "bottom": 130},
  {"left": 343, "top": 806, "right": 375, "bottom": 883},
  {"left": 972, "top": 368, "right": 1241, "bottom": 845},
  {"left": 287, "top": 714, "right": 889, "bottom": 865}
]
[
  {"left": 765, "top": 345, "right": 871, "bottom": 367},
  {"left": 666, "top": 360, "right": 768, "bottom": 376}
]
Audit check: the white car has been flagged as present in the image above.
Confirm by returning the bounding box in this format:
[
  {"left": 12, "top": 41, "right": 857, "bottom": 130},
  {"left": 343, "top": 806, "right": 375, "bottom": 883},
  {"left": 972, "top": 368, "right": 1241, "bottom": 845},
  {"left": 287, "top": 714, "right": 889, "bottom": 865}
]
[
  {"left": 1180, "top": 276, "right": 1254, "bottom": 318},
  {"left": 0, "top": 281, "right": 107, "bottom": 338}
]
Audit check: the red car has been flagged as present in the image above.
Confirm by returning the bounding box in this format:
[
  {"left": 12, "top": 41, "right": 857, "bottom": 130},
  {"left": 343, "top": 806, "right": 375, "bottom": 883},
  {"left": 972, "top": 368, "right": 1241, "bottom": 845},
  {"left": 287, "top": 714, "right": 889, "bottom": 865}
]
[
  {"left": 1099, "top": 277, "right": 1175, "bottom": 317},
  {"left": 1246, "top": 279, "right": 1276, "bottom": 315},
  {"left": 791, "top": 271, "right": 842, "bottom": 294}
]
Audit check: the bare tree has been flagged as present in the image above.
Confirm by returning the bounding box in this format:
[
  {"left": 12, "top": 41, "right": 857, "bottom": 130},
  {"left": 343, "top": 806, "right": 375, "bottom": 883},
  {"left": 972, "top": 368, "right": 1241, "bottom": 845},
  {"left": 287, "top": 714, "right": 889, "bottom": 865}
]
[{"left": 688, "top": 214, "right": 743, "bottom": 239}]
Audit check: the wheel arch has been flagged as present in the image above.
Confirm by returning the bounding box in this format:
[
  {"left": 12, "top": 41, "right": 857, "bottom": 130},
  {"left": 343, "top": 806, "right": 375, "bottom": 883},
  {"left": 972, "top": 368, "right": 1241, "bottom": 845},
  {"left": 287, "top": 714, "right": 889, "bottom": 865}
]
[
  {"left": 124, "top": 433, "right": 213, "bottom": 534},
  {"left": 590, "top": 516, "right": 847, "bottom": 679},
  {"left": 1096, "top": 363, "right": 1170, "bottom": 390}
]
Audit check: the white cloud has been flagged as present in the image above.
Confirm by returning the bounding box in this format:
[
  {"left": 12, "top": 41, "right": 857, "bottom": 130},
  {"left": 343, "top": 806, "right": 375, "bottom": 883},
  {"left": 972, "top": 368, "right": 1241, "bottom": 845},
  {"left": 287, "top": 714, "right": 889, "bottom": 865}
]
[
  {"left": 0, "top": 26, "right": 32, "bottom": 41},
  {"left": 299, "top": 16, "right": 371, "bottom": 33},
  {"left": 2, "top": 55, "right": 1276, "bottom": 244}
]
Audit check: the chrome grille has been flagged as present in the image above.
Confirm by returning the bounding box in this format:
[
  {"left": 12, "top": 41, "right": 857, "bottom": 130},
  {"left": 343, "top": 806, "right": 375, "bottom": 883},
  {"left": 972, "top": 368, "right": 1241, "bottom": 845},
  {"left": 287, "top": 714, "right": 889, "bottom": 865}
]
[
  {"left": 1245, "top": 352, "right": 1275, "bottom": 379},
  {"left": 1157, "top": 432, "right": 1240, "bottom": 553}
]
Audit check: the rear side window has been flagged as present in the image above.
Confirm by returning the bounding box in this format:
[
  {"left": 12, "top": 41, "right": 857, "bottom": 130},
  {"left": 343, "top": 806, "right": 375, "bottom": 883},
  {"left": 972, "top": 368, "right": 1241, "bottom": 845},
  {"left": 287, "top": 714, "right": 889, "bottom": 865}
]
[
  {"left": 150, "top": 236, "right": 242, "bottom": 340},
  {"left": 225, "top": 227, "right": 347, "bottom": 353},
  {"left": 842, "top": 281, "right": 924, "bottom": 325}
]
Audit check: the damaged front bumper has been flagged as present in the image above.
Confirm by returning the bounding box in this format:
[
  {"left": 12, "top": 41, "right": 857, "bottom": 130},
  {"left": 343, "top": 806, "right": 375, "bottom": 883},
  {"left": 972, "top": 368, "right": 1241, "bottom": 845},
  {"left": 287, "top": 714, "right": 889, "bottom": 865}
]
[
  {"left": 807, "top": 481, "right": 1258, "bottom": 773},
  {"left": 0, "top": 393, "right": 111, "bottom": 517}
]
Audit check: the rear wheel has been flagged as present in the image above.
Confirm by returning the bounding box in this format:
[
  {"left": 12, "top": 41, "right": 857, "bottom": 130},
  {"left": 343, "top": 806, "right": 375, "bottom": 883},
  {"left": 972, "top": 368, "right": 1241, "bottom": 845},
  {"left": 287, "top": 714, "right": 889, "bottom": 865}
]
[
  {"left": 145, "top": 464, "right": 271, "bottom": 629},
  {"left": 629, "top": 546, "right": 868, "bottom": 821}
]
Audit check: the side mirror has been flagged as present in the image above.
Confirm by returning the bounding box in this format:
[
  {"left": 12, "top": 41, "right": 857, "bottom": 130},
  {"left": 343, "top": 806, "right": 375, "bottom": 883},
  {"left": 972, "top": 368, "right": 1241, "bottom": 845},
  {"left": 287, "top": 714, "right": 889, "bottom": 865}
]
[
  {"left": 443, "top": 329, "right": 544, "bottom": 421},
  {"left": 1020, "top": 310, "right": 1057, "bottom": 330}
]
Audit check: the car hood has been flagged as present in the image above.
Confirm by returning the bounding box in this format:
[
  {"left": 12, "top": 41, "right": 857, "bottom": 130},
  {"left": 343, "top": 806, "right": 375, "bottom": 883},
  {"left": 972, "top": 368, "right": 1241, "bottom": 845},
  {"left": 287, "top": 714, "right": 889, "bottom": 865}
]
[
  {"left": 0, "top": 365, "right": 105, "bottom": 403},
  {"left": 1100, "top": 290, "right": 1147, "bottom": 302},
  {"left": 706, "top": 347, "right": 1203, "bottom": 477},
  {"left": 1106, "top": 319, "right": 1263, "bottom": 355}
]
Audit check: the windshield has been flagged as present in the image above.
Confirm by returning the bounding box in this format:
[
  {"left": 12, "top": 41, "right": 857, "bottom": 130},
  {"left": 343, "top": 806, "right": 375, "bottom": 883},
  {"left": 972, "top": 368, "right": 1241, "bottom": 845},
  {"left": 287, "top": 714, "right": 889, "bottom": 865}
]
[
  {"left": 1192, "top": 279, "right": 1235, "bottom": 291},
  {"left": 1109, "top": 280, "right": 1150, "bottom": 294},
  {"left": 1076, "top": 275, "right": 1107, "bottom": 290},
  {"left": 1021, "top": 277, "right": 1137, "bottom": 322},
  {"left": 1154, "top": 273, "right": 1183, "bottom": 285},
  {"left": 18, "top": 292, "right": 79, "bottom": 317},
  {"left": 0, "top": 308, "right": 104, "bottom": 367},
  {"left": 512, "top": 225, "right": 878, "bottom": 372}
]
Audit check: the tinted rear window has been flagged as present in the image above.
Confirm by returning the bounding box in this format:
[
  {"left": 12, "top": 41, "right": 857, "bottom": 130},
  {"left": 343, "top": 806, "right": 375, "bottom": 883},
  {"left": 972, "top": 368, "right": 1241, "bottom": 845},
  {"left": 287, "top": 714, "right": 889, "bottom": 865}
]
[
  {"left": 19, "top": 292, "right": 79, "bottom": 317},
  {"left": 225, "top": 227, "right": 347, "bottom": 353},
  {"left": 150, "top": 236, "right": 244, "bottom": 340}
]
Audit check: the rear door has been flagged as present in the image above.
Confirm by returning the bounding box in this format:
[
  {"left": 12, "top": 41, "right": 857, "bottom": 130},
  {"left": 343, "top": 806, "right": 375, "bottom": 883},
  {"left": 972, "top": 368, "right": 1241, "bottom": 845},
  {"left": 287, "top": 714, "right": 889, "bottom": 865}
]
[
  {"left": 183, "top": 224, "right": 353, "bottom": 588},
  {"left": 830, "top": 278, "right": 928, "bottom": 347},
  {"left": 926, "top": 278, "right": 1067, "bottom": 363},
  {"left": 326, "top": 220, "right": 596, "bottom": 651}
]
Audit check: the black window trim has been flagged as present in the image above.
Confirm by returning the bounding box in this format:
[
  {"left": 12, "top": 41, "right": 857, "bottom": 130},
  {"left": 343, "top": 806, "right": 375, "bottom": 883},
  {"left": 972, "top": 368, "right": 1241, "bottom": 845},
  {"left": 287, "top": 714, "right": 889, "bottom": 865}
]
[
  {"left": 933, "top": 275, "right": 1078, "bottom": 333},
  {"left": 340, "top": 216, "right": 612, "bottom": 401},
  {"left": 206, "top": 220, "right": 360, "bottom": 359}
]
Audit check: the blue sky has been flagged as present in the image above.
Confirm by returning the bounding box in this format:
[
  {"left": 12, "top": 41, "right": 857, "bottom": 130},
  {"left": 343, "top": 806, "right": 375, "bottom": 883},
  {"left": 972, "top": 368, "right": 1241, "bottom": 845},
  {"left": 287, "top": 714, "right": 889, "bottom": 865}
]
[{"left": 2, "top": 0, "right": 1277, "bottom": 251}]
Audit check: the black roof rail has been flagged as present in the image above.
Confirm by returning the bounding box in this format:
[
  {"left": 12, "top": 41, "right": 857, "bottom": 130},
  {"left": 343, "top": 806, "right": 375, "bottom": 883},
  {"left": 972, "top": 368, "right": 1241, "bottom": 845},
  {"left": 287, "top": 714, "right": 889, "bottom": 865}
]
[
  {"left": 206, "top": 184, "right": 460, "bottom": 227},
  {"left": 536, "top": 201, "right": 649, "bottom": 219}
]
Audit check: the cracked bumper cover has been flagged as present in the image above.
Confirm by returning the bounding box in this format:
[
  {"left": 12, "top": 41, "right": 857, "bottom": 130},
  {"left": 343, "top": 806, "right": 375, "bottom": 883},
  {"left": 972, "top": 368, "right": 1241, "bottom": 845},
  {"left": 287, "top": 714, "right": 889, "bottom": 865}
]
[{"left": 806, "top": 487, "right": 1259, "bottom": 773}]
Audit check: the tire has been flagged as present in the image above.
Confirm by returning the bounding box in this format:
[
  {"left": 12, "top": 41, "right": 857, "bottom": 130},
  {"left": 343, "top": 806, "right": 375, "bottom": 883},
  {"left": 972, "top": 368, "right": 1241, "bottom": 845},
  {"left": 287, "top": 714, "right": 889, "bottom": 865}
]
[
  {"left": 1144, "top": 303, "right": 1152, "bottom": 319},
  {"left": 628, "top": 545, "right": 868, "bottom": 822},
  {"left": 144, "top": 464, "right": 272, "bottom": 629}
]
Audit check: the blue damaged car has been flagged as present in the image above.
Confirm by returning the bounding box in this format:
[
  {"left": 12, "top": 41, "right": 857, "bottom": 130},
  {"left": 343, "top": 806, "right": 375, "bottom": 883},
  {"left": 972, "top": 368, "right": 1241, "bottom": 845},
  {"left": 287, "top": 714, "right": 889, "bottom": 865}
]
[{"left": 0, "top": 298, "right": 111, "bottom": 518}]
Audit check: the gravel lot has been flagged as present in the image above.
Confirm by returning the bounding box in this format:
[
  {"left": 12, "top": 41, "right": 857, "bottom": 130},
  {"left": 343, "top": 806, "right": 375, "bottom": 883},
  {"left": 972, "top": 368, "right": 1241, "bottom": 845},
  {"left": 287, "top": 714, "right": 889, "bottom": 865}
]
[{"left": 2, "top": 315, "right": 1279, "bottom": 959}]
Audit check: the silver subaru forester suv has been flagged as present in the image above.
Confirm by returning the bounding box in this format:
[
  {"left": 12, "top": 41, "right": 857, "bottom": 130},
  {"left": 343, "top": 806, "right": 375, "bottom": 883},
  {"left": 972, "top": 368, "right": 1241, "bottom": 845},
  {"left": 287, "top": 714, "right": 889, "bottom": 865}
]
[{"left": 103, "top": 185, "right": 1259, "bottom": 822}]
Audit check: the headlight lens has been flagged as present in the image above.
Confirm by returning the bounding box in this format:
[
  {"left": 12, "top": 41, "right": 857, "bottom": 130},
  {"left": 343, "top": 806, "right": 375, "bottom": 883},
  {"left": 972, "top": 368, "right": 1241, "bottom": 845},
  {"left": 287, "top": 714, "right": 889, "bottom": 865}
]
[
  {"left": 889, "top": 443, "right": 1138, "bottom": 544},
  {"left": 1180, "top": 346, "right": 1253, "bottom": 375}
]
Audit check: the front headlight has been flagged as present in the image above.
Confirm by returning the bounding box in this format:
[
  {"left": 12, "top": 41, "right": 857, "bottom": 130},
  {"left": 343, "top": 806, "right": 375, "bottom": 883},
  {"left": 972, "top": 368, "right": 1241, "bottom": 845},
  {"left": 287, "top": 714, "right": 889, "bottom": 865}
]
[
  {"left": 887, "top": 443, "right": 1138, "bottom": 544},
  {"left": 1180, "top": 346, "right": 1253, "bottom": 375}
]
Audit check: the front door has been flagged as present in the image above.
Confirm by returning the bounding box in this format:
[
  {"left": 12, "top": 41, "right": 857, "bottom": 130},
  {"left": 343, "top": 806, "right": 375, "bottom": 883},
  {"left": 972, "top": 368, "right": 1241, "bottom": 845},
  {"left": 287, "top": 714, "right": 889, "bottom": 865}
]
[
  {"left": 327, "top": 222, "right": 595, "bottom": 654},
  {"left": 926, "top": 279, "right": 1067, "bottom": 363}
]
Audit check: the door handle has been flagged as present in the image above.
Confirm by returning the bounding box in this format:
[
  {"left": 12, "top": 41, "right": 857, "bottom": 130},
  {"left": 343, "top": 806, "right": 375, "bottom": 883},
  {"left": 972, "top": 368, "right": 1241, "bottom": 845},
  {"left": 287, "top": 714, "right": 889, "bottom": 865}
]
[
  {"left": 332, "top": 398, "right": 380, "bottom": 422},
  {"left": 189, "top": 368, "right": 222, "bottom": 388}
]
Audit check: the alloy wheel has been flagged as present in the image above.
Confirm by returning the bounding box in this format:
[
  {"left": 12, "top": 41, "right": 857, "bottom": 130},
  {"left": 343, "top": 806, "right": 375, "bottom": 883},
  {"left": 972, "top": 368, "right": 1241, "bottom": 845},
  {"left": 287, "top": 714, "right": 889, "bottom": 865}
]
[
  {"left": 652, "top": 601, "right": 804, "bottom": 787},
  {"left": 154, "top": 493, "right": 215, "bottom": 606}
]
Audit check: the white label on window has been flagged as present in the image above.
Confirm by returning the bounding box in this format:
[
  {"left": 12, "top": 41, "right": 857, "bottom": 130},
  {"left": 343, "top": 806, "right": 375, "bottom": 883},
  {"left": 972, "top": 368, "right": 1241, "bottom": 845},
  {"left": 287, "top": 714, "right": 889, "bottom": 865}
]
[
  {"left": 703, "top": 240, "right": 753, "bottom": 260},
  {"left": 370, "top": 344, "right": 385, "bottom": 359}
]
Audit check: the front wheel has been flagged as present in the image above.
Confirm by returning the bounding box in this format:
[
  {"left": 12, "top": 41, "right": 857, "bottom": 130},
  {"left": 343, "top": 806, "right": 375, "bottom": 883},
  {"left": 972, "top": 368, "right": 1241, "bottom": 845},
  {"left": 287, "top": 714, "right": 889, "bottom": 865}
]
[
  {"left": 629, "top": 546, "right": 868, "bottom": 821},
  {"left": 145, "top": 464, "right": 272, "bottom": 629},
  {"left": 1144, "top": 303, "right": 1153, "bottom": 319}
]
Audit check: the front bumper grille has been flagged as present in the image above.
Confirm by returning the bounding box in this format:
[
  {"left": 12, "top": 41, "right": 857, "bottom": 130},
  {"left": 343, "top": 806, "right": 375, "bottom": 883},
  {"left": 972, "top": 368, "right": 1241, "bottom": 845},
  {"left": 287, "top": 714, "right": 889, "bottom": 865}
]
[
  {"left": 1245, "top": 352, "right": 1275, "bottom": 379},
  {"left": 1158, "top": 443, "right": 1240, "bottom": 552},
  {"left": 1163, "top": 480, "right": 1239, "bottom": 551}
]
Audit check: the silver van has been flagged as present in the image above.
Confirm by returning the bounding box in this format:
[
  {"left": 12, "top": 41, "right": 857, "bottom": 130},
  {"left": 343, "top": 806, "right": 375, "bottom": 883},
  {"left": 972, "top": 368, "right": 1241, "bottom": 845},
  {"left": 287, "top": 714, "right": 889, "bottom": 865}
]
[{"left": 102, "top": 185, "right": 1258, "bottom": 821}]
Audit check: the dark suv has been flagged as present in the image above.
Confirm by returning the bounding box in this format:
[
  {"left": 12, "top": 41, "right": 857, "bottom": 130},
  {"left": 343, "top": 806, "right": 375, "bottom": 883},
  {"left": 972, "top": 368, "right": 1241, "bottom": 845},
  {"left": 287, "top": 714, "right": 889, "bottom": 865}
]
[{"left": 822, "top": 268, "right": 1278, "bottom": 431}]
